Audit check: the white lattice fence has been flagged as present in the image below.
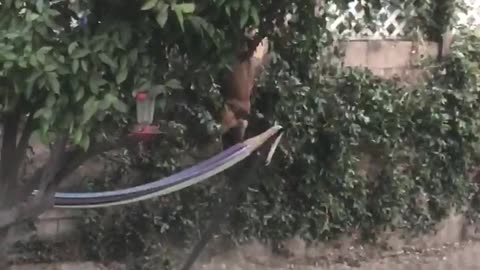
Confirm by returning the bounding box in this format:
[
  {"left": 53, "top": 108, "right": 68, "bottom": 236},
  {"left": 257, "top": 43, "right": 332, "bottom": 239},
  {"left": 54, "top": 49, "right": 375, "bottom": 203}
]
[
  {"left": 325, "top": 0, "right": 416, "bottom": 40},
  {"left": 326, "top": 0, "right": 480, "bottom": 40},
  {"left": 455, "top": 0, "right": 480, "bottom": 27}
]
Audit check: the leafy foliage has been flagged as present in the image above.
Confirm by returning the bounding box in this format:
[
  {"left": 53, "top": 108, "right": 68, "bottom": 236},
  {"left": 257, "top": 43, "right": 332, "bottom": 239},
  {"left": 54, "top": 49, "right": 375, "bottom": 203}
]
[
  {"left": 75, "top": 26, "right": 480, "bottom": 270},
  {"left": 4, "top": 0, "right": 471, "bottom": 268}
]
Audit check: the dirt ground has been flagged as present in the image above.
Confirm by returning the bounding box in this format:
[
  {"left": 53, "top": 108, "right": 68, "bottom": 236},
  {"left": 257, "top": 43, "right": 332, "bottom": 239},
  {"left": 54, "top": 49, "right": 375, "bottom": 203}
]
[
  {"left": 10, "top": 212, "right": 480, "bottom": 270},
  {"left": 10, "top": 241, "right": 480, "bottom": 270},
  {"left": 192, "top": 211, "right": 480, "bottom": 270},
  {"left": 195, "top": 240, "right": 480, "bottom": 270}
]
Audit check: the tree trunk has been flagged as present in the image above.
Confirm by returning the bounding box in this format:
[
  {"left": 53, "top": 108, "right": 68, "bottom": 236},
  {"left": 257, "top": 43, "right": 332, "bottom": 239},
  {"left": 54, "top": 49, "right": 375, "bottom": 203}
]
[{"left": 0, "top": 226, "right": 10, "bottom": 270}]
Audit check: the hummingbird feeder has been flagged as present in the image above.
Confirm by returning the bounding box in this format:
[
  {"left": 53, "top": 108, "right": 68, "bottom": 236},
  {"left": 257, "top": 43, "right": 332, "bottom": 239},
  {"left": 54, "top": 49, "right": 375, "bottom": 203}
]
[{"left": 131, "top": 89, "right": 161, "bottom": 141}]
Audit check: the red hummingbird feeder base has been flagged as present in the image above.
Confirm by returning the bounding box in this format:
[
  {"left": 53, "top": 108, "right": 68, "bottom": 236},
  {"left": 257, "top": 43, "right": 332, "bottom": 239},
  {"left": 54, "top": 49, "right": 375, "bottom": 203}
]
[{"left": 130, "top": 124, "right": 161, "bottom": 142}]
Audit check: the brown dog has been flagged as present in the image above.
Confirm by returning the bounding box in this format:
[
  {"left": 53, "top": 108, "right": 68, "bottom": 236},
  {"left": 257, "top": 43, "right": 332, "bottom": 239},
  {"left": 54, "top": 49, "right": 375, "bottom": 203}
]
[{"left": 220, "top": 36, "right": 269, "bottom": 147}]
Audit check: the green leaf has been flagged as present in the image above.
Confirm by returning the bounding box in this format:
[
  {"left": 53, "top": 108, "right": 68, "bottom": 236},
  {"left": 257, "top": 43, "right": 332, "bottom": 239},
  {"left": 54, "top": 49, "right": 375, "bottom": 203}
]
[
  {"left": 5, "top": 32, "right": 20, "bottom": 39},
  {"left": 33, "top": 108, "right": 45, "bottom": 119},
  {"left": 225, "top": 5, "right": 231, "bottom": 17},
  {"left": 34, "top": 107, "right": 52, "bottom": 120},
  {"left": 187, "top": 15, "right": 203, "bottom": 34},
  {"left": 44, "top": 64, "right": 57, "bottom": 72},
  {"left": 240, "top": 11, "right": 249, "bottom": 27},
  {"left": 46, "top": 94, "right": 56, "bottom": 108},
  {"left": 36, "top": 53, "right": 45, "bottom": 64},
  {"left": 241, "top": 0, "right": 250, "bottom": 11},
  {"left": 116, "top": 67, "right": 128, "bottom": 84},
  {"left": 72, "top": 59, "right": 79, "bottom": 73},
  {"left": 18, "top": 60, "right": 27, "bottom": 68},
  {"left": 128, "top": 49, "right": 139, "bottom": 64},
  {"left": 29, "top": 55, "right": 38, "bottom": 67},
  {"left": 82, "top": 97, "right": 99, "bottom": 124},
  {"left": 36, "top": 0, "right": 45, "bottom": 12},
  {"left": 176, "top": 3, "right": 195, "bottom": 13},
  {"left": 62, "top": 113, "right": 74, "bottom": 131},
  {"left": 68, "top": 42, "right": 78, "bottom": 55},
  {"left": 150, "top": 85, "right": 166, "bottom": 95},
  {"left": 81, "top": 60, "right": 88, "bottom": 72},
  {"left": 26, "top": 11, "right": 40, "bottom": 22},
  {"left": 47, "top": 8, "right": 61, "bottom": 16},
  {"left": 251, "top": 5, "right": 259, "bottom": 26},
  {"left": 112, "top": 99, "right": 128, "bottom": 113},
  {"left": 119, "top": 55, "right": 128, "bottom": 69},
  {"left": 38, "top": 46, "right": 53, "bottom": 54},
  {"left": 98, "top": 99, "right": 111, "bottom": 110},
  {"left": 98, "top": 53, "right": 118, "bottom": 69},
  {"left": 44, "top": 15, "right": 61, "bottom": 31},
  {"left": 13, "top": 81, "right": 20, "bottom": 94},
  {"left": 92, "top": 36, "right": 108, "bottom": 52},
  {"left": 75, "top": 86, "right": 85, "bottom": 101},
  {"left": 89, "top": 74, "right": 107, "bottom": 94},
  {"left": 173, "top": 5, "right": 185, "bottom": 31},
  {"left": 25, "top": 71, "right": 42, "bottom": 98},
  {"left": 141, "top": 0, "right": 158, "bottom": 10},
  {"left": 73, "top": 128, "right": 83, "bottom": 144},
  {"left": 46, "top": 73, "right": 60, "bottom": 94},
  {"left": 3, "top": 61, "right": 13, "bottom": 69},
  {"left": 2, "top": 51, "right": 16, "bottom": 61},
  {"left": 56, "top": 64, "right": 70, "bottom": 75},
  {"left": 155, "top": 2, "right": 169, "bottom": 27},
  {"left": 71, "top": 48, "right": 90, "bottom": 59},
  {"left": 165, "top": 79, "right": 182, "bottom": 89},
  {"left": 79, "top": 135, "right": 91, "bottom": 151},
  {"left": 104, "top": 93, "right": 117, "bottom": 103}
]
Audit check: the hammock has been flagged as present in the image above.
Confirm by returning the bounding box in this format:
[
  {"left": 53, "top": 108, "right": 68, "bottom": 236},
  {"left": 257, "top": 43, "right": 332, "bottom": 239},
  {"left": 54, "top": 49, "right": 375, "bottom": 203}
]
[{"left": 52, "top": 125, "right": 284, "bottom": 209}]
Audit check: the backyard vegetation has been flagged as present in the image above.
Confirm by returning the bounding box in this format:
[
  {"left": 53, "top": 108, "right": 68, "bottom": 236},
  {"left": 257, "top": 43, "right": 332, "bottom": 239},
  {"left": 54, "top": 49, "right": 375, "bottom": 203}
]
[{"left": 1, "top": 0, "right": 480, "bottom": 269}]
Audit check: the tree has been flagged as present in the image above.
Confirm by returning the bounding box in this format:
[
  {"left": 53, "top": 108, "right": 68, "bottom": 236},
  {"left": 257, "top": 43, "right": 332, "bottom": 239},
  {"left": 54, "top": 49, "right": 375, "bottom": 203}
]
[{"left": 0, "top": 0, "right": 336, "bottom": 266}]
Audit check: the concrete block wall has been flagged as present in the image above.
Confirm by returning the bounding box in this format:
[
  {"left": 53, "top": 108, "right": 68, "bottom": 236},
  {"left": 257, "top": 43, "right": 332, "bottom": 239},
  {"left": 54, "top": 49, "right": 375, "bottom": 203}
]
[
  {"left": 342, "top": 39, "right": 439, "bottom": 83},
  {"left": 35, "top": 209, "right": 83, "bottom": 240}
]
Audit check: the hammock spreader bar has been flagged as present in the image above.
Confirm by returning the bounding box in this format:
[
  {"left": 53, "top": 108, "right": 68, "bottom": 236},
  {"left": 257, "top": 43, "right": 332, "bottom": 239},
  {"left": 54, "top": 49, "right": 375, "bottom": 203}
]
[{"left": 51, "top": 125, "right": 284, "bottom": 209}]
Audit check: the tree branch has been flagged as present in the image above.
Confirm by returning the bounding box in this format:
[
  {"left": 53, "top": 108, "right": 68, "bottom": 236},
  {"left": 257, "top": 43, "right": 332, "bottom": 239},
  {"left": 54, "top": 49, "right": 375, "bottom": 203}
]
[
  {"left": 11, "top": 112, "right": 35, "bottom": 182},
  {"left": 0, "top": 134, "right": 68, "bottom": 230},
  {"left": 49, "top": 135, "right": 136, "bottom": 190},
  {"left": 35, "top": 133, "right": 68, "bottom": 195},
  {"left": 0, "top": 189, "right": 53, "bottom": 230},
  {"left": 21, "top": 135, "right": 136, "bottom": 198},
  {"left": 1, "top": 112, "right": 20, "bottom": 173},
  {"left": 1, "top": 125, "right": 181, "bottom": 230},
  {"left": 0, "top": 106, "right": 21, "bottom": 204}
]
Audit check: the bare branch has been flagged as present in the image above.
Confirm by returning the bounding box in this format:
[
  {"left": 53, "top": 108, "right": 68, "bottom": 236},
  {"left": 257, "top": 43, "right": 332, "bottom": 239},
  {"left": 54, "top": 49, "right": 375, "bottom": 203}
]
[
  {"left": 1, "top": 112, "right": 20, "bottom": 174},
  {"left": 11, "top": 113, "right": 35, "bottom": 181},
  {"left": 0, "top": 190, "right": 53, "bottom": 230},
  {"left": 0, "top": 134, "right": 68, "bottom": 230},
  {"left": 36, "top": 133, "right": 68, "bottom": 195},
  {"left": 0, "top": 107, "right": 21, "bottom": 203},
  {"left": 49, "top": 135, "right": 136, "bottom": 190},
  {"left": 20, "top": 135, "right": 136, "bottom": 198},
  {"left": 1, "top": 128, "right": 177, "bottom": 229}
]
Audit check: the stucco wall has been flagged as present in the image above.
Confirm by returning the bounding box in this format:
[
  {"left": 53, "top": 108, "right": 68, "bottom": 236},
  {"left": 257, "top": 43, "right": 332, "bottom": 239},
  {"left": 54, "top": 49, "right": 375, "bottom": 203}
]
[{"left": 343, "top": 39, "right": 439, "bottom": 83}]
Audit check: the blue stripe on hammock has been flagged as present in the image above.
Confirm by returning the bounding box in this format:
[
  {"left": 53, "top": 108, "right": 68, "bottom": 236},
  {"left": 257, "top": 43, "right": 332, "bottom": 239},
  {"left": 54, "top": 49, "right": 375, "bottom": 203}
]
[{"left": 53, "top": 143, "right": 248, "bottom": 206}]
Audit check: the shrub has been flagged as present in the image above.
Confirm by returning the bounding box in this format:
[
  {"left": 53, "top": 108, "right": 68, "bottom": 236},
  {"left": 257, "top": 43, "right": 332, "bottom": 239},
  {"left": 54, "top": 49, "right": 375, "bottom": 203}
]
[{"left": 77, "top": 27, "right": 480, "bottom": 268}]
